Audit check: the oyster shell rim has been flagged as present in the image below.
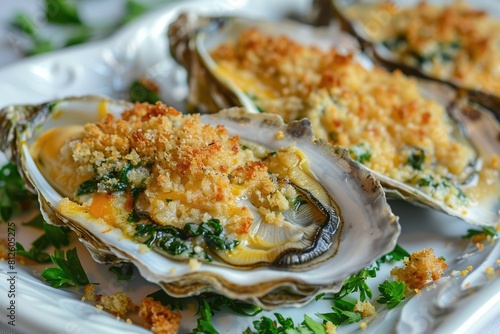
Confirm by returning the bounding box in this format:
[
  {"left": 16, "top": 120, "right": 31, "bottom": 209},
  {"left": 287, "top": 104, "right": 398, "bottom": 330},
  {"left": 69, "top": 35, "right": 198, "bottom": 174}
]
[{"left": 5, "top": 95, "right": 400, "bottom": 309}]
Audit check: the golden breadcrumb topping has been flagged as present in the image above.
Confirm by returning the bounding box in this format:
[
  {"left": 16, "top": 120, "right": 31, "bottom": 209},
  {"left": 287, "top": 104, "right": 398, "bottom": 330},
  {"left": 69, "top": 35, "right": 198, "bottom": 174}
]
[
  {"left": 210, "top": 28, "right": 500, "bottom": 209},
  {"left": 346, "top": 1, "right": 500, "bottom": 94},
  {"left": 390, "top": 248, "right": 448, "bottom": 289},
  {"left": 139, "top": 297, "right": 181, "bottom": 334},
  {"left": 52, "top": 102, "right": 298, "bottom": 238}
]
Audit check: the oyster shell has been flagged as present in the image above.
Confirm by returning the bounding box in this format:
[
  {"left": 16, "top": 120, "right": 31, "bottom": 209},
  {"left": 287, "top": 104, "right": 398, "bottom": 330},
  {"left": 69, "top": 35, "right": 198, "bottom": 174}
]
[
  {"left": 0, "top": 95, "right": 399, "bottom": 308},
  {"left": 168, "top": 14, "right": 500, "bottom": 226},
  {"left": 328, "top": 0, "right": 500, "bottom": 117}
]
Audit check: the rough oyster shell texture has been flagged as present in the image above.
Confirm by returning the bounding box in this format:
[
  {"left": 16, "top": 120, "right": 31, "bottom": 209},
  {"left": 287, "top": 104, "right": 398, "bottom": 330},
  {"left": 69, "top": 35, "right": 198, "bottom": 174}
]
[
  {"left": 0, "top": 96, "right": 399, "bottom": 309},
  {"left": 327, "top": 0, "right": 500, "bottom": 116},
  {"left": 168, "top": 13, "right": 500, "bottom": 227}
]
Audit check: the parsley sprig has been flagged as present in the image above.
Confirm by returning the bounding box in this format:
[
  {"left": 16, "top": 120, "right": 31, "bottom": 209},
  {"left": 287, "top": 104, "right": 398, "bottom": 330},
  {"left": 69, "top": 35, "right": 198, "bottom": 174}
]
[
  {"left": 16, "top": 215, "right": 71, "bottom": 263},
  {"left": 42, "top": 248, "right": 90, "bottom": 288},
  {"left": 315, "top": 245, "right": 410, "bottom": 326},
  {"left": 245, "top": 314, "right": 326, "bottom": 334},
  {"left": 10, "top": 0, "right": 153, "bottom": 56}
]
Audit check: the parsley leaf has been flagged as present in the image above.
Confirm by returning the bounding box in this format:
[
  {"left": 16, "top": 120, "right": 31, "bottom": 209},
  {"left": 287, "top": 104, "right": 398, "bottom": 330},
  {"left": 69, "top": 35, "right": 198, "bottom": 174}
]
[
  {"left": 316, "top": 299, "right": 360, "bottom": 326},
  {"left": 109, "top": 263, "right": 134, "bottom": 281},
  {"left": 376, "top": 244, "right": 410, "bottom": 265},
  {"left": 191, "top": 298, "right": 219, "bottom": 334},
  {"left": 45, "top": 0, "right": 82, "bottom": 25},
  {"left": 349, "top": 143, "right": 371, "bottom": 164},
  {"left": 377, "top": 280, "right": 406, "bottom": 309},
  {"left": 147, "top": 289, "right": 184, "bottom": 311},
  {"left": 42, "top": 248, "right": 89, "bottom": 288},
  {"left": 407, "top": 148, "right": 425, "bottom": 170},
  {"left": 16, "top": 241, "right": 51, "bottom": 263},
  {"left": 0, "top": 162, "right": 36, "bottom": 223},
  {"left": 199, "top": 292, "right": 262, "bottom": 317},
  {"left": 43, "top": 220, "right": 70, "bottom": 249}
]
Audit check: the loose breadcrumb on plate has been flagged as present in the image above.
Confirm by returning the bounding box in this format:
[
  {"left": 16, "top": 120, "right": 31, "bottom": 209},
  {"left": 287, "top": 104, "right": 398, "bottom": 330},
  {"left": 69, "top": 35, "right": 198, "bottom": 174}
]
[
  {"left": 390, "top": 248, "right": 447, "bottom": 290},
  {"left": 139, "top": 297, "right": 181, "bottom": 334}
]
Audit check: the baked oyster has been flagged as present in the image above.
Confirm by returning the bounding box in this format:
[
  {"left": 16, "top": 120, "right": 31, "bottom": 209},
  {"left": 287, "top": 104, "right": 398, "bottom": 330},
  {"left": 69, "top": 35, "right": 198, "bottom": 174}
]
[
  {"left": 168, "top": 14, "right": 500, "bottom": 226},
  {"left": 0, "top": 96, "right": 398, "bottom": 308},
  {"left": 328, "top": 0, "right": 500, "bottom": 115}
]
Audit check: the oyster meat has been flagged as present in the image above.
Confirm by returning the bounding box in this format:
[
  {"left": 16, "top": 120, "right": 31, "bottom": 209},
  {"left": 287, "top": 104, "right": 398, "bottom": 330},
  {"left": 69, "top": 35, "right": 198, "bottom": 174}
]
[
  {"left": 168, "top": 13, "right": 500, "bottom": 226},
  {"left": 0, "top": 96, "right": 399, "bottom": 308},
  {"left": 329, "top": 0, "right": 500, "bottom": 115}
]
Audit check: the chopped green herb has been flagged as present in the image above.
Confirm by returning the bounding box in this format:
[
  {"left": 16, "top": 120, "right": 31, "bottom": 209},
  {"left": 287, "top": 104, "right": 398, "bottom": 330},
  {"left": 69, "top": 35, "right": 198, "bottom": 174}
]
[
  {"left": 191, "top": 298, "right": 219, "bottom": 334},
  {"left": 292, "top": 196, "right": 308, "bottom": 211},
  {"left": 43, "top": 221, "right": 70, "bottom": 249},
  {"left": 334, "top": 267, "right": 376, "bottom": 301},
  {"left": 417, "top": 176, "right": 434, "bottom": 187},
  {"left": 407, "top": 148, "right": 425, "bottom": 170},
  {"left": 45, "top": 0, "right": 82, "bottom": 24},
  {"left": 463, "top": 226, "right": 498, "bottom": 239},
  {"left": 119, "top": 0, "right": 150, "bottom": 25},
  {"left": 199, "top": 292, "right": 262, "bottom": 317},
  {"left": 349, "top": 143, "right": 371, "bottom": 164},
  {"left": 42, "top": 248, "right": 89, "bottom": 288},
  {"left": 22, "top": 214, "right": 45, "bottom": 229},
  {"left": 317, "top": 299, "right": 361, "bottom": 326},
  {"left": 75, "top": 178, "right": 99, "bottom": 196},
  {"left": 109, "top": 263, "right": 134, "bottom": 281},
  {"left": 64, "top": 25, "right": 93, "bottom": 47},
  {"left": 16, "top": 241, "right": 51, "bottom": 263},
  {"left": 0, "top": 162, "right": 36, "bottom": 223},
  {"left": 11, "top": 13, "right": 38, "bottom": 37},
  {"left": 129, "top": 80, "right": 161, "bottom": 104},
  {"left": 147, "top": 289, "right": 184, "bottom": 311},
  {"left": 135, "top": 220, "right": 238, "bottom": 260},
  {"left": 377, "top": 280, "right": 406, "bottom": 309},
  {"left": 377, "top": 244, "right": 410, "bottom": 265}
]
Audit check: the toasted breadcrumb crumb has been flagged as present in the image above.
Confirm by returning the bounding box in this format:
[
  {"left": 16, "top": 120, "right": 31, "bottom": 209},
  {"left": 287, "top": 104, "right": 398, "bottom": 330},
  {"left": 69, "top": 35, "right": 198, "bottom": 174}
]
[
  {"left": 390, "top": 248, "right": 447, "bottom": 289},
  {"left": 188, "top": 258, "right": 201, "bottom": 270},
  {"left": 359, "top": 322, "right": 367, "bottom": 330},
  {"left": 414, "top": 288, "right": 421, "bottom": 294},
  {"left": 83, "top": 284, "right": 96, "bottom": 302},
  {"left": 98, "top": 292, "right": 138, "bottom": 317},
  {"left": 476, "top": 243, "right": 485, "bottom": 250},
  {"left": 485, "top": 266, "right": 496, "bottom": 279},
  {"left": 139, "top": 297, "right": 181, "bottom": 334},
  {"left": 0, "top": 239, "right": 8, "bottom": 261},
  {"left": 275, "top": 131, "right": 285, "bottom": 140},
  {"left": 353, "top": 300, "right": 375, "bottom": 318},
  {"left": 83, "top": 284, "right": 137, "bottom": 318},
  {"left": 324, "top": 321, "right": 337, "bottom": 334}
]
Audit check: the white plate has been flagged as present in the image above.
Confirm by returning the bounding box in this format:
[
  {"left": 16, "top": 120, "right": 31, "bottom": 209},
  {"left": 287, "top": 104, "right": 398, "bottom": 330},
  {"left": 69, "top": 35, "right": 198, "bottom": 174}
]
[{"left": 0, "top": 0, "right": 499, "bottom": 333}]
